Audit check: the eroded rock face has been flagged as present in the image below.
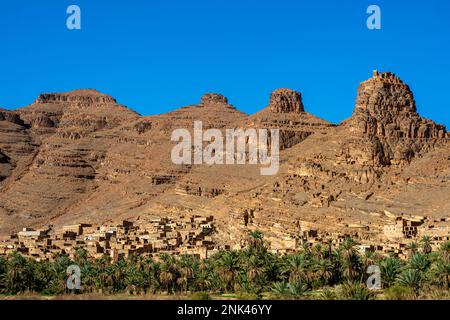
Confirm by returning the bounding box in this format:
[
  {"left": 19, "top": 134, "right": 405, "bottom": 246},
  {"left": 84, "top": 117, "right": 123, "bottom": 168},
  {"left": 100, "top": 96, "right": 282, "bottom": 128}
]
[
  {"left": 243, "top": 88, "right": 332, "bottom": 150},
  {"left": 0, "top": 151, "right": 12, "bottom": 182},
  {"left": 277, "top": 70, "right": 449, "bottom": 226},
  {"left": 269, "top": 89, "right": 304, "bottom": 113},
  {"left": 31, "top": 114, "right": 54, "bottom": 128},
  {"left": 36, "top": 89, "right": 117, "bottom": 107},
  {"left": 0, "top": 109, "right": 37, "bottom": 188},
  {"left": 0, "top": 151, "right": 9, "bottom": 164},
  {"left": 200, "top": 93, "right": 228, "bottom": 106},
  {"left": 0, "top": 89, "right": 247, "bottom": 235},
  {"left": 346, "top": 71, "right": 448, "bottom": 166},
  {"left": 0, "top": 89, "right": 143, "bottom": 236},
  {"left": 356, "top": 71, "right": 416, "bottom": 114},
  {"left": 0, "top": 109, "right": 25, "bottom": 126},
  {"left": 350, "top": 71, "right": 446, "bottom": 139}
]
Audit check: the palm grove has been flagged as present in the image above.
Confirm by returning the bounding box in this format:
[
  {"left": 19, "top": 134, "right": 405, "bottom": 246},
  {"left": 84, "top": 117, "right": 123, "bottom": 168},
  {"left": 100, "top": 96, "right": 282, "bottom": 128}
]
[{"left": 0, "top": 232, "right": 449, "bottom": 299}]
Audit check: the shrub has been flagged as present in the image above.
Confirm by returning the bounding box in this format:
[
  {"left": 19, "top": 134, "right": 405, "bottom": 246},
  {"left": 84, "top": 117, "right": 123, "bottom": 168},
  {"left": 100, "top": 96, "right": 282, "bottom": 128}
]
[
  {"left": 236, "top": 292, "right": 260, "bottom": 300},
  {"left": 417, "top": 286, "right": 450, "bottom": 300},
  {"left": 287, "top": 281, "right": 308, "bottom": 299},
  {"left": 190, "top": 292, "right": 212, "bottom": 300},
  {"left": 383, "top": 285, "right": 415, "bottom": 300},
  {"left": 318, "top": 289, "right": 337, "bottom": 300},
  {"left": 396, "top": 269, "right": 422, "bottom": 293},
  {"left": 338, "top": 281, "right": 374, "bottom": 300},
  {"left": 270, "top": 282, "right": 289, "bottom": 298}
]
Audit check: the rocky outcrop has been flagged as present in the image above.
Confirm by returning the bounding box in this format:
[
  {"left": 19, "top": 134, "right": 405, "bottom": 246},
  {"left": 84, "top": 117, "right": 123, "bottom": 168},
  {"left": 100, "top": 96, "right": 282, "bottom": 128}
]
[
  {"left": 30, "top": 114, "right": 54, "bottom": 128},
  {"left": 197, "top": 93, "right": 237, "bottom": 111},
  {"left": 350, "top": 71, "right": 446, "bottom": 139},
  {"left": 134, "top": 120, "right": 152, "bottom": 134},
  {"left": 0, "top": 149, "right": 12, "bottom": 180},
  {"left": 0, "top": 109, "right": 25, "bottom": 126},
  {"left": 176, "top": 182, "right": 224, "bottom": 198},
  {"left": 36, "top": 89, "right": 117, "bottom": 107},
  {"left": 0, "top": 109, "right": 36, "bottom": 159},
  {"left": 269, "top": 89, "right": 304, "bottom": 113},
  {"left": 0, "top": 109, "right": 37, "bottom": 187},
  {"left": 200, "top": 93, "right": 228, "bottom": 106},
  {"left": 243, "top": 88, "right": 333, "bottom": 150},
  {"left": 0, "top": 151, "right": 9, "bottom": 164},
  {"left": 345, "top": 71, "right": 448, "bottom": 166},
  {"left": 152, "top": 93, "right": 245, "bottom": 131},
  {"left": 356, "top": 71, "right": 416, "bottom": 114}
]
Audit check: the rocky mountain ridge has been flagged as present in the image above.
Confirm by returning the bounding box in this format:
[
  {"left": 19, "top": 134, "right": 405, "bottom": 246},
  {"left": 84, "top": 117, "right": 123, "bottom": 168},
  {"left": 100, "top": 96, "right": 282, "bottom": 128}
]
[{"left": 0, "top": 71, "right": 448, "bottom": 247}]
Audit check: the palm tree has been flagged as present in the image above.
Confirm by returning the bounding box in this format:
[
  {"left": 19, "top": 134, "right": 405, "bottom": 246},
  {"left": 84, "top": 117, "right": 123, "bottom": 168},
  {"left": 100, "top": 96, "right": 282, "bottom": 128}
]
[
  {"left": 214, "top": 251, "right": 239, "bottom": 292},
  {"left": 247, "top": 230, "right": 265, "bottom": 251},
  {"left": 432, "top": 241, "right": 450, "bottom": 291},
  {"left": 33, "top": 260, "right": 54, "bottom": 293},
  {"left": 338, "top": 281, "right": 373, "bottom": 300},
  {"left": 262, "top": 252, "right": 281, "bottom": 283},
  {"left": 396, "top": 269, "right": 422, "bottom": 294},
  {"left": 405, "top": 242, "right": 419, "bottom": 258},
  {"left": 108, "top": 259, "right": 127, "bottom": 292},
  {"left": 74, "top": 248, "right": 88, "bottom": 267},
  {"left": 438, "top": 241, "right": 450, "bottom": 263},
  {"left": 133, "top": 255, "right": 147, "bottom": 274},
  {"left": 177, "top": 254, "right": 195, "bottom": 293},
  {"left": 247, "top": 259, "right": 261, "bottom": 282},
  {"left": 330, "top": 249, "right": 344, "bottom": 283},
  {"left": 4, "top": 252, "right": 31, "bottom": 293},
  {"left": 430, "top": 260, "right": 450, "bottom": 290},
  {"left": 93, "top": 256, "right": 110, "bottom": 293},
  {"left": 146, "top": 259, "right": 161, "bottom": 293},
  {"left": 0, "top": 256, "right": 7, "bottom": 288},
  {"left": 159, "top": 266, "right": 175, "bottom": 293},
  {"left": 282, "top": 254, "right": 308, "bottom": 284},
  {"left": 313, "top": 259, "right": 333, "bottom": 286},
  {"left": 324, "top": 238, "right": 334, "bottom": 259},
  {"left": 48, "top": 254, "right": 72, "bottom": 294},
  {"left": 195, "top": 265, "right": 212, "bottom": 292},
  {"left": 271, "top": 281, "right": 289, "bottom": 298},
  {"left": 420, "top": 236, "right": 432, "bottom": 254},
  {"left": 319, "top": 289, "right": 337, "bottom": 300},
  {"left": 80, "top": 262, "right": 95, "bottom": 293},
  {"left": 21, "top": 259, "right": 37, "bottom": 292},
  {"left": 313, "top": 244, "right": 324, "bottom": 260},
  {"left": 287, "top": 281, "right": 308, "bottom": 299},
  {"left": 159, "top": 253, "right": 179, "bottom": 293},
  {"left": 379, "top": 257, "right": 403, "bottom": 288},
  {"left": 301, "top": 242, "right": 311, "bottom": 255},
  {"left": 125, "top": 266, "right": 145, "bottom": 294},
  {"left": 339, "top": 238, "right": 360, "bottom": 280},
  {"left": 409, "top": 253, "right": 431, "bottom": 273}
]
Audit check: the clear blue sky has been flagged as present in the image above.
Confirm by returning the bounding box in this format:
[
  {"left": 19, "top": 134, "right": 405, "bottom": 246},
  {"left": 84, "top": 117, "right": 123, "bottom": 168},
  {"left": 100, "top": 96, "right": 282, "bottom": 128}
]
[{"left": 1, "top": 0, "right": 449, "bottom": 127}]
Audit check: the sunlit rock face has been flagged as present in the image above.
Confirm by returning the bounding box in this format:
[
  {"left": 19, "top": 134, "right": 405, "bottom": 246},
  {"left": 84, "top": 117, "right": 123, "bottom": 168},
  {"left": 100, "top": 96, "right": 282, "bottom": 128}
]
[
  {"left": 344, "top": 71, "right": 448, "bottom": 166},
  {"left": 269, "top": 88, "right": 304, "bottom": 113}
]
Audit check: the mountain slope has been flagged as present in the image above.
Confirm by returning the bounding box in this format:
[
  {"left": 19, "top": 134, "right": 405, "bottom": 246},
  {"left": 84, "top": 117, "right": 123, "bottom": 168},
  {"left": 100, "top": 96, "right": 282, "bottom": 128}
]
[{"left": 0, "top": 74, "right": 448, "bottom": 247}]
